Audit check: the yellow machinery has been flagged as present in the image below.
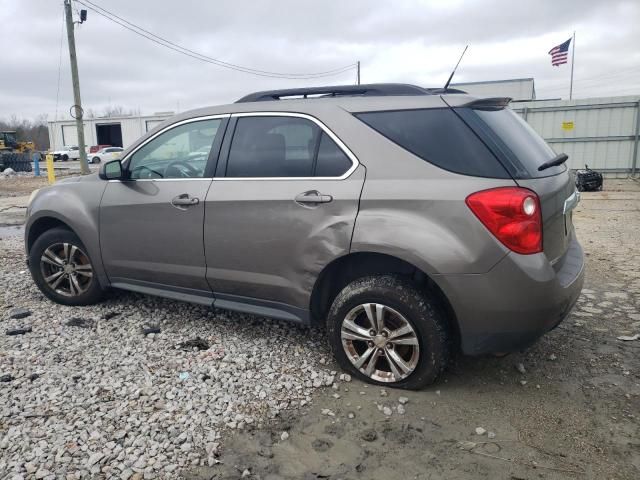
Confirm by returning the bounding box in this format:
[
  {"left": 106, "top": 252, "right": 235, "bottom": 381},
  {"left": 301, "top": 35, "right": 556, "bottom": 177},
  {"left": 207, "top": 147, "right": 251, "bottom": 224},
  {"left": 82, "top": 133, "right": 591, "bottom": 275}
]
[{"left": 0, "top": 131, "right": 34, "bottom": 172}]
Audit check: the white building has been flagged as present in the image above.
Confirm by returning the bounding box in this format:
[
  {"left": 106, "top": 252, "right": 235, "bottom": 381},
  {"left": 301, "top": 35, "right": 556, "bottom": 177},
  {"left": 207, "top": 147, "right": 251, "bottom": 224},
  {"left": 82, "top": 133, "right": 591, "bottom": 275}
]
[
  {"left": 451, "top": 78, "right": 536, "bottom": 101},
  {"left": 48, "top": 112, "right": 173, "bottom": 150}
]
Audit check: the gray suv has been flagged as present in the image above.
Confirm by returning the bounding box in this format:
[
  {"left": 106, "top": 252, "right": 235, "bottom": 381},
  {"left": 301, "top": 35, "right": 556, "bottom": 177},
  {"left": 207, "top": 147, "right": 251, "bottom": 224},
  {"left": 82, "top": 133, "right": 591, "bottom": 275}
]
[{"left": 25, "top": 84, "right": 584, "bottom": 389}]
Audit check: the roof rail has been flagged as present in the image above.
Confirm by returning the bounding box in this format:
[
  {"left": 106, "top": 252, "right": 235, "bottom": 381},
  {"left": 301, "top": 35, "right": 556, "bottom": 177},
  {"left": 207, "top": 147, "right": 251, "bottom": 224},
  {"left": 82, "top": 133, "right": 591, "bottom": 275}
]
[{"left": 235, "top": 83, "right": 432, "bottom": 103}]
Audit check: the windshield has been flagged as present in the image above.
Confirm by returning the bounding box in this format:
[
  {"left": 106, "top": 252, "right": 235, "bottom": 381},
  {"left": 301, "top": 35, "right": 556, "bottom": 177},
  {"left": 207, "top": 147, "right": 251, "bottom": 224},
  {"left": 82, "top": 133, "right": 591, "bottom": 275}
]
[{"left": 459, "top": 107, "right": 566, "bottom": 178}]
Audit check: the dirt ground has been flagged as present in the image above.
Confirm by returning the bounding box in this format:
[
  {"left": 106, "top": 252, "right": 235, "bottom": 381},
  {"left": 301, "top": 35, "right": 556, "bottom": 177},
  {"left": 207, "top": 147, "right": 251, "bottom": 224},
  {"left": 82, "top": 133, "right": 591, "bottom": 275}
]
[
  {"left": 187, "top": 179, "right": 640, "bottom": 480},
  {"left": 1, "top": 176, "right": 639, "bottom": 479}
]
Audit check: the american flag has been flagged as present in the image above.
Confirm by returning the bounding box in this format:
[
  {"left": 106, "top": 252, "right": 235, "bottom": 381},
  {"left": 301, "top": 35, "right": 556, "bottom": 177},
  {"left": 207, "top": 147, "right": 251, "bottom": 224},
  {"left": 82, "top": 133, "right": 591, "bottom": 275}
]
[{"left": 549, "top": 38, "right": 572, "bottom": 66}]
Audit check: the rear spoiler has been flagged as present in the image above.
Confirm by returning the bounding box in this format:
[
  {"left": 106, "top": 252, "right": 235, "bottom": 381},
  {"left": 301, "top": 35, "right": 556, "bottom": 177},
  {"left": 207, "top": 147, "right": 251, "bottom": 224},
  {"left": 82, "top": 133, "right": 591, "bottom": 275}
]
[{"left": 462, "top": 97, "right": 513, "bottom": 111}]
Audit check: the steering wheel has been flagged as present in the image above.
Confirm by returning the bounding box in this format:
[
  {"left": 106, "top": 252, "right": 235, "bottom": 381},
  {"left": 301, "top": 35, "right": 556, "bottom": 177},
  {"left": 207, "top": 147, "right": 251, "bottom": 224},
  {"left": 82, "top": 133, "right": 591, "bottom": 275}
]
[
  {"left": 164, "top": 160, "right": 199, "bottom": 178},
  {"left": 131, "top": 165, "right": 164, "bottom": 179}
]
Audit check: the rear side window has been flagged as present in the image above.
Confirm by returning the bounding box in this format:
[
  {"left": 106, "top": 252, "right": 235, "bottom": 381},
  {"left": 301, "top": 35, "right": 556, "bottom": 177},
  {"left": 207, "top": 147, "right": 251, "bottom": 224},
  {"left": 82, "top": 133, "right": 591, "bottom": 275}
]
[
  {"left": 225, "top": 116, "right": 354, "bottom": 178},
  {"left": 227, "top": 116, "right": 319, "bottom": 177},
  {"left": 315, "top": 133, "right": 352, "bottom": 177},
  {"left": 355, "top": 108, "right": 509, "bottom": 178},
  {"left": 458, "top": 107, "right": 565, "bottom": 178}
]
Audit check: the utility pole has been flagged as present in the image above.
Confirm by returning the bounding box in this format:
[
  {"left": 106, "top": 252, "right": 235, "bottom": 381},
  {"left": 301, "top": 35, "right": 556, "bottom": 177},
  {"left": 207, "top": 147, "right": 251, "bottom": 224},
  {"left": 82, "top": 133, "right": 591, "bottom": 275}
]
[
  {"left": 64, "top": 0, "right": 89, "bottom": 175},
  {"left": 356, "top": 61, "right": 361, "bottom": 85}
]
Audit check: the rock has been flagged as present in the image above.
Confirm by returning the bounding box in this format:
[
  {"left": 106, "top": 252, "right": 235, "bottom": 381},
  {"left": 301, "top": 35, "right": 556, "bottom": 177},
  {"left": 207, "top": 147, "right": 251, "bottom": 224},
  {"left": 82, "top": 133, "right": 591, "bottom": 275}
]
[
  {"left": 241, "top": 469, "right": 251, "bottom": 478},
  {"left": 102, "top": 311, "right": 120, "bottom": 320},
  {"left": 66, "top": 317, "right": 92, "bottom": 328},
  {"left": 475, "top": 427, "right": 486, "bottom": 436},
  {"left": 380, "top": 389, "right": 388, "bottom": 397},
  {"left": 347, "top": 412, "right": 356, "bottom": 419},
  {"left": 9, "top": 307, "right": 31, "bottom": 319},
  {"left": 339, "top": 373, "right": 351, "bottom": 382},
  {"left": 142, "top": 326, "right": 161, "bottom": 335},
  {"left": 617, "top": 334, "right": 639, "bottom": 341},
  {"left": 280, "top": 431, "right": 289, "bottom": 441},
  {"left": 548, "top": 353, "right": 557, "bottom": 361},
  {"left": 383, "top": 406, "right": 392, "bottom": 416},
  {"left": 0, "top": 374, "right": 14, "bottom": 382},
  {"left": 397, "top": 404, "right": 406, "bottom": 415},
  {"left": 520, "top": 380, "right": 528, "bottom": 386},
  {"left": 6, "top": 326, "right": 32, "bottom": 335},
  {"left": 487, "top": 431, "right": 496, "bottom": 439},
  {"left": 321, "top": 409, "right": 335, "bottom": 417},
  {"left": 28, "top": 373, "right": 41, "bottom": 381},
  {"left": 86, "top": 452, "right": 103, "bottom": 467},
  {"left": 361, "top": 429, "right": 378, "bottom": 442},
  {"left": 515, "top": 363, "right": 526, "bottom": 374},
  {"left": 398, "top": 396, "right": 409, "bottom": 404},
  {"left": 178, "top": 338, "right": 210, "bottom": 351}
]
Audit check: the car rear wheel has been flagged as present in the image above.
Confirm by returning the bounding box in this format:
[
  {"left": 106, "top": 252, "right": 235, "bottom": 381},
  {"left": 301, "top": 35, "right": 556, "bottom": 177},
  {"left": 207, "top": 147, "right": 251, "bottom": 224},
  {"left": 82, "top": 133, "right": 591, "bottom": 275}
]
[
  {"left": 327, "top": 275, "right": 449, "bottom": 389},
  {"left": 29, "top": 227, "right": 104, "bottom": 306}
]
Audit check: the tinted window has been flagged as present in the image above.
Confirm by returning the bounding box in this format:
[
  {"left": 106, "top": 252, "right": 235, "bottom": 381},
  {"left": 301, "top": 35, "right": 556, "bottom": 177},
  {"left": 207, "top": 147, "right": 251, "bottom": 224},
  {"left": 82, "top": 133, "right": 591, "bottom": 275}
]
[
  {"left": 463, "top": 107, "right": 564, "bottom": 178},
  {"left": 314, "top": 133, "right": 352, "bottom": 177},
  {"left": 355, "top": 108, "right": 509, "bottom": 178},
  {"left": 128, "top": 119, "right": 221, "bottom": 179},
  {"left": 226, "top": 116, "right": 320, "bottom": 177}
]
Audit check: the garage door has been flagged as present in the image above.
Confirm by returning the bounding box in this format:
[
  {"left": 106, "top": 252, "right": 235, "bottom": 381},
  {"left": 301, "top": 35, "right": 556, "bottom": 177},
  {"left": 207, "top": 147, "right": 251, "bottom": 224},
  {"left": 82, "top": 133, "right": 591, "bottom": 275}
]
[
  {"left": 61, "top": 125, "right": 78, "bottom": 146},
  {"left": 145, "top": 120, "right": 165, "bottom": 132}
]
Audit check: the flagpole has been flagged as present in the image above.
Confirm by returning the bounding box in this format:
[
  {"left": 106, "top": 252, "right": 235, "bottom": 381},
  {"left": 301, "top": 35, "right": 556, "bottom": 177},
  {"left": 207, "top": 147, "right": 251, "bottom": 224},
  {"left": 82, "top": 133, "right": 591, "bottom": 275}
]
[{"left": 569, "top": 31, "right": 575, "bottom": 100}]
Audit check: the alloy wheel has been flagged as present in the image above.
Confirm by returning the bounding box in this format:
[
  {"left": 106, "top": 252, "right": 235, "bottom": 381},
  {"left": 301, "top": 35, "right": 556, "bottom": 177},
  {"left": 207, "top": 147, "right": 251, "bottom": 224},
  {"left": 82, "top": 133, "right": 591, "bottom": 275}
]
[
  {"left": 340, "top": 303, "right": 420, "bottom": 383},
  {"left": 40, "top": 242, "right": 93, "bottom": 297}
]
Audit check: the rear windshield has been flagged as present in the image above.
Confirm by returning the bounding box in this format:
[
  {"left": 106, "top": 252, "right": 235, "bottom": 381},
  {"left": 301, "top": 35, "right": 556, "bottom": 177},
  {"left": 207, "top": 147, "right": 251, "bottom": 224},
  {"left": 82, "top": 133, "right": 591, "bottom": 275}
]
[
  {"left": 457, "top": 107, "right": 566, "bottom": 178},
  {"left": 354, "top": 108, "right": 510, "bottom": 178}
]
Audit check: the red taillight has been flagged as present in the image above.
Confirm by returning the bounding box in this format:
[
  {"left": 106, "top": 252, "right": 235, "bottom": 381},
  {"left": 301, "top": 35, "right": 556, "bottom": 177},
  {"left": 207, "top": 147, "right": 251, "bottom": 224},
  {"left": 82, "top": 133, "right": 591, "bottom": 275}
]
[{"left": 465, "top": 187, "right": 542, "bottom": 255}]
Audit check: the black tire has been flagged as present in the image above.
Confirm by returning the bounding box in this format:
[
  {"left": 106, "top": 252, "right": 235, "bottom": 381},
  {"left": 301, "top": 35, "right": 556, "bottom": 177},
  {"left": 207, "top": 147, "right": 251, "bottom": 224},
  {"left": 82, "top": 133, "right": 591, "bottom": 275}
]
[
  {"left": 327, "top": 275, "right": 449, "bottom": 390},
  {"left": 29, "top": 227, "right": 105, "bottom": 306},
  {"left": 62, "top": 154, "right": 68, "bottom": 161},
  {"left": 92, "top": 156, "right": 101, "bottom": 164}
]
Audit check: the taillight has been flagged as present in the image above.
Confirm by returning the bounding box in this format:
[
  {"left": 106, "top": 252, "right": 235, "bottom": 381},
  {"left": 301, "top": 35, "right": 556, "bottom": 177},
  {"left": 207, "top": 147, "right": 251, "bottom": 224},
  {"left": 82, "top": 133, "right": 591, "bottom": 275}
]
[{"left": 465, "top": 187, "right": 542, "bottom": 255}]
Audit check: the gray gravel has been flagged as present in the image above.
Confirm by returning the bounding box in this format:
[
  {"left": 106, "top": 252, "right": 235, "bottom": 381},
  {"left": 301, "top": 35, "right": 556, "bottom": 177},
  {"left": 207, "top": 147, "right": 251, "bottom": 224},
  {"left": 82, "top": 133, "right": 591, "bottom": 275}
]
[{"left": 0, "top": 236, "right": 334, "bottom": 478}]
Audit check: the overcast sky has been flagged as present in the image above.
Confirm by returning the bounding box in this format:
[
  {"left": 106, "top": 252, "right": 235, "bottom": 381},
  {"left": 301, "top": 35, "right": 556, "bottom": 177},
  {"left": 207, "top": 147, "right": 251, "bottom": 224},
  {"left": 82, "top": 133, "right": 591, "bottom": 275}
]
[{"left": 2, "top": 0, "right": 639, "bottom": 120}]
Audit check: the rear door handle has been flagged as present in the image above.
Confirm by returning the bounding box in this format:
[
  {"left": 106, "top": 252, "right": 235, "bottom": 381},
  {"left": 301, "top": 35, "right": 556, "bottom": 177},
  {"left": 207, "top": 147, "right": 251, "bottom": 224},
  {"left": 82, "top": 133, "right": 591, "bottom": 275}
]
[
  {"left": 171, "top": 193, "right": 199, "bottom": 208},
  {"left": 295, "top": 191, "right": 333, "bottom": 205}
]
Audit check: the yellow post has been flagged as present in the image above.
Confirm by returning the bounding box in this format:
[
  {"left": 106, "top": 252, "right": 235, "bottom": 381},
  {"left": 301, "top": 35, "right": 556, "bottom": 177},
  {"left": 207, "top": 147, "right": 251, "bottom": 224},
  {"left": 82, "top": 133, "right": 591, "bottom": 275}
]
[{"left": 45, "top": 154, "right": 56, "bottom": 184}]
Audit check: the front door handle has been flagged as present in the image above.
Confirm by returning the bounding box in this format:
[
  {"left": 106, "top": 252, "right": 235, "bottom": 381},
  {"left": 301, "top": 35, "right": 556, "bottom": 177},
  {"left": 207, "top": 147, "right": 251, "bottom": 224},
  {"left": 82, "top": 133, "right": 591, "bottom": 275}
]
[
  {"left": 295, "top": 191, "right": 333, "bottom": 205},
  {"left": 171, "top": 193, "right": 199, "bottom": 208}
]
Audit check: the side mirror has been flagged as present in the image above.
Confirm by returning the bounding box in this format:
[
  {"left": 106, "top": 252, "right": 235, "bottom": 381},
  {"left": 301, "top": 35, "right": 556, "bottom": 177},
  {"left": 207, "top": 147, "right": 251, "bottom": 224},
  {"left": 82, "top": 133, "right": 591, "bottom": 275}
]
[{"left": 99, "top": 159, "right": 124, "bottom": 180}]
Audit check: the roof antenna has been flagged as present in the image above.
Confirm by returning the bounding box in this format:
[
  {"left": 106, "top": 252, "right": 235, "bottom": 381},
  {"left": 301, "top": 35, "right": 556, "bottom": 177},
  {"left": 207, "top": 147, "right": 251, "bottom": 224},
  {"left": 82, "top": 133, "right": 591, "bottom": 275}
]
[{"left": 443, "top": 45, "right": 468, "bottom": 90}]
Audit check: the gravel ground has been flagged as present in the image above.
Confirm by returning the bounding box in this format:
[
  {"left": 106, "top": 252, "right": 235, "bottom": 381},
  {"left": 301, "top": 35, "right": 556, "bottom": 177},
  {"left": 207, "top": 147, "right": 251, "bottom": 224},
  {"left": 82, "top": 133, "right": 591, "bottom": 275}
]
[
  {"left": 1, "top": 178, "right": 639, "bottom": 479},
  {"left": 0, "top": 253, "right": 335, "bottom": 478}
]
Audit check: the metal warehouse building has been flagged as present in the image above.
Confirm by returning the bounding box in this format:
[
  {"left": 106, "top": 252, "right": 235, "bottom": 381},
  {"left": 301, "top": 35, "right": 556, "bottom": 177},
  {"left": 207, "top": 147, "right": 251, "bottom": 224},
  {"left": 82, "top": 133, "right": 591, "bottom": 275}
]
[{"left": 47, "top": 112, "right": 172, "bottom": 151}]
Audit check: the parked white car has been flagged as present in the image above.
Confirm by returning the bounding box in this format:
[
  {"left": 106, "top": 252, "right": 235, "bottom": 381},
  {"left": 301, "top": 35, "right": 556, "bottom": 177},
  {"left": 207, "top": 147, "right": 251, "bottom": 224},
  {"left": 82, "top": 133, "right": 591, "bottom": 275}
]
[
  {"left": 90, "top": 147, "right": 123, "bottom": 164},
  {"left": 52, "top": 146, "right": 80, "bottom": 162}
]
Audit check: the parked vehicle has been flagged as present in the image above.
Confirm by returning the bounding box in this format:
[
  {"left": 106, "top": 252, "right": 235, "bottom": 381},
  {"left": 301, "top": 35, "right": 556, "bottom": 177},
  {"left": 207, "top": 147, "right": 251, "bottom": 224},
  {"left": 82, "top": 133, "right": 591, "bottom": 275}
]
[
  {"left": 24, "top": 84, "right": 584, "bottom": 389},
  {"left": 90, "top": 147, "right": 123, "bottom": 164},
  {"left": 88, "top": 144, "right": 112, "bottom": 154},
  {"left": 52, "top": 145, "right": 80, "bottom": 161}
]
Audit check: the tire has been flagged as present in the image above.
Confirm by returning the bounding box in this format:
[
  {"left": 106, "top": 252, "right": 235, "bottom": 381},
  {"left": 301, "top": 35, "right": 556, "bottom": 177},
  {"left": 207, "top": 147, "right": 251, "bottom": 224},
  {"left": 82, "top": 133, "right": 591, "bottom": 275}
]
[
  {"left": 29, "top": 227, "right": 105, "bottom": 306},
  {"left": 92, "top": 156, "right": 100, "bottom": 164},
  {"left": 62, "top": 154, "right": 68, "bottom": 161},
  {"left": 327, "top": 275, "right": 449, "bottom": 390}
]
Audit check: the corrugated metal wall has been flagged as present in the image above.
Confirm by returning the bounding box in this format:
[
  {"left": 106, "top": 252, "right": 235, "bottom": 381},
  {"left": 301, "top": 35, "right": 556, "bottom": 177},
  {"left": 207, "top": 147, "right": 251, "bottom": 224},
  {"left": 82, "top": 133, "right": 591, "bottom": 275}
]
[{"left": 512, "top": 96, "right": 640, "bottom": 173}]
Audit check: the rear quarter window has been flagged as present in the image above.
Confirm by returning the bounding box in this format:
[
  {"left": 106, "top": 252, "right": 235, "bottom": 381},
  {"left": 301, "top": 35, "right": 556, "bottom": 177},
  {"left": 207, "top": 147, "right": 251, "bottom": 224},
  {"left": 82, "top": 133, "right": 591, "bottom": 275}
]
[{"left": 354, "top": 108, "right": 509, "bottom": 179}]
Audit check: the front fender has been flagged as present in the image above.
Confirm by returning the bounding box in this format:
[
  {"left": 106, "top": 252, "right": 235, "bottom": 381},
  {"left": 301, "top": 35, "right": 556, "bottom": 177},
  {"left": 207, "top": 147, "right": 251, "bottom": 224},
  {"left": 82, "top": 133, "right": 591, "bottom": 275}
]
[{"left": 26, "top": 178, "right": 109, "bottom": 287}]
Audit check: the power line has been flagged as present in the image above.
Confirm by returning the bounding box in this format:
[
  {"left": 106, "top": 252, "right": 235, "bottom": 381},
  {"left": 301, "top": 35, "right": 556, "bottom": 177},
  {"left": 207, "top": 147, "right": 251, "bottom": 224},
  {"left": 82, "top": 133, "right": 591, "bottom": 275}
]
[{"left": 75, "top": 0, "right": 356, "bottom": 79}]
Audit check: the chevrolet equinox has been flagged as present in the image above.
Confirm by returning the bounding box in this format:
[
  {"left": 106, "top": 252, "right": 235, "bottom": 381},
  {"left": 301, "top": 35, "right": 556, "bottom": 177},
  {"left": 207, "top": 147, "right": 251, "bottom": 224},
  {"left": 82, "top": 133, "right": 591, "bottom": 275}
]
[{"left": 25, "top": 84, "right": 584, "bottom": 389}]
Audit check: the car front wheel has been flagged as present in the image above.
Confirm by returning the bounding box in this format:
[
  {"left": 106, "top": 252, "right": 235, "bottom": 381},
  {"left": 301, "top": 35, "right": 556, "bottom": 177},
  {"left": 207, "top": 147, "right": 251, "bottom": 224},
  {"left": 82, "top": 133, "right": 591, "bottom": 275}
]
[
  {"left": 92, "top": 156, "right": 100, "bottom": 164},
  {"left": 28, "top": 227, "right": 105, "bottom": 306},
  {"left": 327, "top": 275, "right": 449, "bottom": 390}
]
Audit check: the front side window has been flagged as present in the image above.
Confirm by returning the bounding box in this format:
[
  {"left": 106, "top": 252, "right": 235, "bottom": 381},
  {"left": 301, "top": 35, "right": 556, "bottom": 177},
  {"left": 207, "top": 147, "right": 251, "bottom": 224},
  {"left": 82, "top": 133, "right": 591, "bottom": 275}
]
[{"left": 128, "top": 119, "right": 221, "bottom": 179}]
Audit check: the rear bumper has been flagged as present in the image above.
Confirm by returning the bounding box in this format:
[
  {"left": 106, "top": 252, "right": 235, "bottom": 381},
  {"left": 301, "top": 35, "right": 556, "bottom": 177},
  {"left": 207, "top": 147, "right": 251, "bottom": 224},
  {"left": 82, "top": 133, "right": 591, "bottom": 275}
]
[{"left": 435, "top": 233, "right": 584, "bottom": 355}]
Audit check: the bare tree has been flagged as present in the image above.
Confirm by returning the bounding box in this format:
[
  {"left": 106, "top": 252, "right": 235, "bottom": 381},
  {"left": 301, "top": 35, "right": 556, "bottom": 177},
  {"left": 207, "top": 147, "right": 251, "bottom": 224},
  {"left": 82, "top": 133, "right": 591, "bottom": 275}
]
[{"left": 0, "top": 115, "right": 49, "bottom": 150}]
